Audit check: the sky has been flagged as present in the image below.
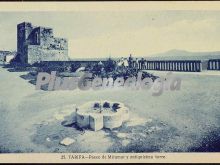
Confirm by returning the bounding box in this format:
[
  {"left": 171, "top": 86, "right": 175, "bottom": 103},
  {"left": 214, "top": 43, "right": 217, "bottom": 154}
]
[{"left": 0, "top": 11, "right": 220, "bottom": 58}]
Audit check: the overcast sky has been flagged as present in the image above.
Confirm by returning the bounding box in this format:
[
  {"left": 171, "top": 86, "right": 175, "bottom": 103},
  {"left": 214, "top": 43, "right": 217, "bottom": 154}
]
[{"left": 0, "top": 11, "right": 220, "bottom": 58}]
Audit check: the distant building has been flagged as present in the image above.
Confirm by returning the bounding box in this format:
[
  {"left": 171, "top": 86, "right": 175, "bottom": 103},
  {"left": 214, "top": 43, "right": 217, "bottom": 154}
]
[
  {"left": 17, "top": 22, "right": 69, "bottom": 64},
  {"left": 0, "top": 51, "right": 16, "bottom": 64}
]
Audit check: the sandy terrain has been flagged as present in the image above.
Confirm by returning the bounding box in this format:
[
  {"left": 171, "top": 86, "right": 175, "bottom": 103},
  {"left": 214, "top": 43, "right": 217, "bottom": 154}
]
[{"left": 0, "top": 66, "right": 220, "bottom": 153}]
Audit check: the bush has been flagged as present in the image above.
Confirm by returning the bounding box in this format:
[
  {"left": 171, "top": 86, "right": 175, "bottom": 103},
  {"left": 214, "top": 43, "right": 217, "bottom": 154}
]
[
  {"left": 112, "top": 103, "right": 120, "bottom": 111},
  {"left": 94, "top": 103, "right": 100, "bottom": 109},
  {"left": 103, "top": 102, "right": 110, "bottom": 108},
  {"left": 104, "top": 58, "right": 117, "bottom": 72},
  {"left": 71, "top": 63, "right": 81, "bottom": 72}
]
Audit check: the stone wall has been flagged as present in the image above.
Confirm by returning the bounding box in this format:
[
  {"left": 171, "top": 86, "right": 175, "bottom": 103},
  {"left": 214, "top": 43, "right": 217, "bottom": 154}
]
[{"left": 27, "top": 45, "right": 68, "bottom": 64}]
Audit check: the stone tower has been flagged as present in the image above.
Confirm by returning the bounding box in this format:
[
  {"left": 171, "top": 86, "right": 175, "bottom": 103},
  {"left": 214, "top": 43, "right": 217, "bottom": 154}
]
[
  {"left": 17, "top": 22, "right": 33, "bottom": 63},
  {"left": 17, "top": 22, "right": 69, "bottom": 64}
]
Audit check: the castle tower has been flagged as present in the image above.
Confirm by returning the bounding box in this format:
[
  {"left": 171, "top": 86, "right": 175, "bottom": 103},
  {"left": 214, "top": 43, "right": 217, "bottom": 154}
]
[
  {"left": 16, "top": 22, "right": 68, "bottom": 64},
  {"left": 17, "top": 22, "right": 33, "bottom": 63}
]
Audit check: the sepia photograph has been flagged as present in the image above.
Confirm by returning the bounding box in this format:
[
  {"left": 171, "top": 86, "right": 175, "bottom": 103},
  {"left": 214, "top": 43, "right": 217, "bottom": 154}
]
[{"left": 0, "top": 1, "right": 220, "bottom": 163}]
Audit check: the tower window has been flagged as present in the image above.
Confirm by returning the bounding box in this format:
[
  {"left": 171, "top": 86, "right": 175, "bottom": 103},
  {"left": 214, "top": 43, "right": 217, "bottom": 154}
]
[{"left": 36, "top": 32, "right": 39, "bottom": 44}]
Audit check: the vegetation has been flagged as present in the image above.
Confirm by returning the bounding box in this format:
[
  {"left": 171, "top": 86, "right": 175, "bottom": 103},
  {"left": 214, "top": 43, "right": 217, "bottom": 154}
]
[
  {"left": 103, "top": 102, "right": 110, "bottom": 108},
  {"left": 85, "top": 57, "right": 158, "bottom": 81},
  {"left": 94, "top": 103, "right": 100, "bottom": 109},
  {"left": 112, "top": 103, "right": 120, "bottom": 112}
]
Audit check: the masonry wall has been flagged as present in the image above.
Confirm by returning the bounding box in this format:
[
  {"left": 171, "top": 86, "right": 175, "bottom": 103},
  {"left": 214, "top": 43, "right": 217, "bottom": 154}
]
[
  {"left": 17, "top": 22, "right": 34, "bottom": 63},
  {"left": 27, "top": 45, "right": 68, "bottom": 64}
]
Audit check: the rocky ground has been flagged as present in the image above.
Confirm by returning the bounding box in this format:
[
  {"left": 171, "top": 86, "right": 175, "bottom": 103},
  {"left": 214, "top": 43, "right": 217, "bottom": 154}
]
[{"left": 0, "top": 66, "right": 220, "bottom": 153}]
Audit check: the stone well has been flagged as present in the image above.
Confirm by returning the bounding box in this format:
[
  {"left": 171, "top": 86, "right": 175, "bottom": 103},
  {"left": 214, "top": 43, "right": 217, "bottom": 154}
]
[{"left": 74, "top": 101, "right": 129, "bottom": 131}]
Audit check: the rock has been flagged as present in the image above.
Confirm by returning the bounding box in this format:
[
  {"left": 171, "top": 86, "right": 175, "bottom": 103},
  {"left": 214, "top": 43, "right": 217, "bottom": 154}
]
[
  {"left": 60, "top": 137, "right": 75, "bottom": 146},
  {"left": 46, "top": 137, "right": 51, "bottom": 142}
]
